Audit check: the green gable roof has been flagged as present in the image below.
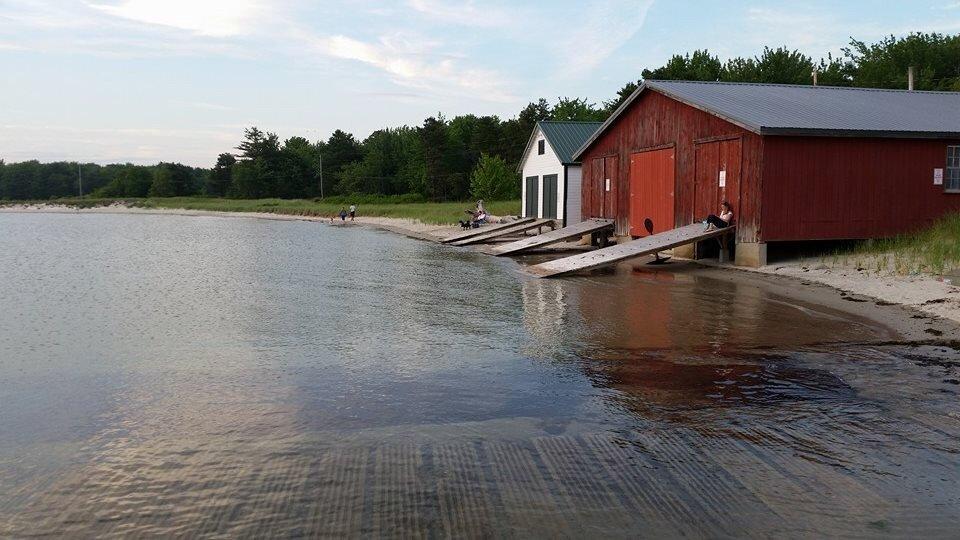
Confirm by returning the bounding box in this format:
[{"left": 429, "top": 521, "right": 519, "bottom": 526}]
[{"left": 537, "top": 121, "right": 602, "bottom": 164}]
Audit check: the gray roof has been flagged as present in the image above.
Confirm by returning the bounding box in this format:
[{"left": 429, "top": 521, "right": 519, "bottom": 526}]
[
  {"left": 520, "top": 121, "right": 601, "bottom": 171},
  {"left": 574, "top": 80, "right": 960, "bottom": 159}
]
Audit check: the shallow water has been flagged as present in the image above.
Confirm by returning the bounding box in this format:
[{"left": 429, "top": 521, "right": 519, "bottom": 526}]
[{"left": 1, "top": 212, "right": 958, "bottom": 538}]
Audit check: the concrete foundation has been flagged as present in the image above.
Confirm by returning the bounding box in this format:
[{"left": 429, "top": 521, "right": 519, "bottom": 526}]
[{"left": 735, "top": 242, "right": 768, "bottom": 267}]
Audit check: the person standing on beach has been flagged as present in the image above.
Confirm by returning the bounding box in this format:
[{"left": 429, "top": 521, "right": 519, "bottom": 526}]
[
  {"left": 339, "top": 207, "right": 348, "bottom": 221},
  {"left": 349, "top": 204, "right": 356, "bottom": 221}
]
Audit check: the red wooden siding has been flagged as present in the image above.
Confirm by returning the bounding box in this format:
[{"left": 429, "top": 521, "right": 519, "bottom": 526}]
[
  {"left": 629, "top": 148, "right": 675, "bottom": 236},
  {"left": 694, "top": 138, "right": 742, "bottom": 222},
  {"left": 580, "top": 90, "right": 762, "bottom": 242},
  {"left": 762, "top": 137, "right": 960, "bottom": 241},
  {"left": 603, "top": 155, "right": 620, "bottom": 219}
]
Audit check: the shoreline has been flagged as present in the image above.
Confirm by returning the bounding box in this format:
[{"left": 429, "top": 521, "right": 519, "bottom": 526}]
[
  {"left": 4, "top": 202, "right": 958, "bottom": 333},
  {"left": 0, "top": 202, "right": 462, "bottom": 241}
]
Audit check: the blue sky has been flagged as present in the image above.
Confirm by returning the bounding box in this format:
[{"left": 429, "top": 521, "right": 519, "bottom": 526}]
[{"left": 2, "top": 0, "right": 958, "bottom": 166}]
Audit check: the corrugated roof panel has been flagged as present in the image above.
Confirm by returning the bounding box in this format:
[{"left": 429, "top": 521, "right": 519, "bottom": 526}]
[
  {"left": 648, "top": 80, "right": 960, "bottom": 136},
  {"left": 538, "top": 121, "right": 602, "bottom": 163},
  {"left": 574, "top": 80, "right": 960, "bottom": 160}
]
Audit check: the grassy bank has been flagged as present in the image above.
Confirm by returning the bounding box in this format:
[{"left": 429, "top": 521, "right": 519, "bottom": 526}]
[
  {"left": 8, "top": 197, "right": 522, "bottom": 226},
  {"left": 822, "top": 212, "right": 960, "bottom": 276}
]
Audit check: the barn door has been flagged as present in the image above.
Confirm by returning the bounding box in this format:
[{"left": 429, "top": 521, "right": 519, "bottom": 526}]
[
  {"left": 601, "top": 155, "right": 619, "bottom": 219},
  {"left": 525, "top": 176, "right": 539, "bottom": 217},
  {"left": 542, "top": 174, "right": 558, "bottom": 219},
  {"left": 629, "top": 148, "right": 675, "bottom": 236},
  {"left": 694, "top": 138, "right": 741, "bottom": 222}
]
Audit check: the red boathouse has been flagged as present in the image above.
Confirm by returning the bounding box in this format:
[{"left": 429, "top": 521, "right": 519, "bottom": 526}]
[{"left": 574, "top": 80, "right": 960, "bottom": 266}]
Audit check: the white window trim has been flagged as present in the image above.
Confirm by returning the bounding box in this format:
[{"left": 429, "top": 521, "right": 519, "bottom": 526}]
[{"left": 947, "top": 145, "right": 960, "bottom": 193}]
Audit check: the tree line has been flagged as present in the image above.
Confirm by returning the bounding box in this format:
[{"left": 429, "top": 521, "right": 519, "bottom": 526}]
[{"left": 2, "top": 33, "right": 957, "bottom": 202}]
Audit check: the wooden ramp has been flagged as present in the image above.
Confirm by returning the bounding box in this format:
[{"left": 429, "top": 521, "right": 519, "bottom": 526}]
[
  {"left": 527, "top": 224, "right": 735, "bottom": 278},
  {"left": 440, "top": 217, "right": 536, "bottom": 244},
  {"left": 490, "top": 219, "right": 614, "bottom": 256},
  {"left": 449, "top": 219, "right": 555, "bottom": 247}
]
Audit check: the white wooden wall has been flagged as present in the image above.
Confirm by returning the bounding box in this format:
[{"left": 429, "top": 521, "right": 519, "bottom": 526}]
[
  {"left": 566, "top": 164, "right": 582, "bottom": 224},
  {"left": 520, "top": 127, "right": 566, "bottom": 221}
]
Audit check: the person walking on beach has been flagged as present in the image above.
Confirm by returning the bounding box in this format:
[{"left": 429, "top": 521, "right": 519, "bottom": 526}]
[
  {"left": 349, "top": 204, "right": 356, "bottom": 221},
  {"left": 703, "top": 201, "right": 734, "bottom": 231},
  {"left": 339, "top": 207, "right": 348, "bottom": 221}
]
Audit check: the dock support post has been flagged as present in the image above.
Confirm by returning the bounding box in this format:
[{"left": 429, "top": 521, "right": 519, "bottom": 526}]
[{"left": 735, "top": 242, "right": 767, "bottom": 267}]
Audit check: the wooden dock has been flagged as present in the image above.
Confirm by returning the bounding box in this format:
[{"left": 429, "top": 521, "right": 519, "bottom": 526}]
[
  {"left": 490, "top": 219, "right": 614, "bottom": 256},
  {"left": 527, "top": 224, "right": 735, "bottom": 278},
  {"left": 440, "top": 217, "right": 536, "bottom": 244},
  {"left": 448, "top": 219, "right": 556, "bottom": 247}
]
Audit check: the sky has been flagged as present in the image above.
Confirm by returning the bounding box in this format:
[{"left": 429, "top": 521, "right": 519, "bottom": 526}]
[{"left": 1, "top": 0, "right": 958, "bottom": 167}]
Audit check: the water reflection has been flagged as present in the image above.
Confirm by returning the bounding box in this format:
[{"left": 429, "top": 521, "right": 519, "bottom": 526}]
[{"left": 1, "top": 213, "right": 958, "bottom": 537}]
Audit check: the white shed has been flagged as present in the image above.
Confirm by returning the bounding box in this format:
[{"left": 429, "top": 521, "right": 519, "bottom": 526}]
[{"left": 518, "top": 121, "right": 601, "bottom": 226}]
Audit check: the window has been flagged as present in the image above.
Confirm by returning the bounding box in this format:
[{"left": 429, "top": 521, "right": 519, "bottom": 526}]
[
  {"left": 948, "top": 146, "right": 960, "bottom": 192},
  {"left": 537, "top": 140, "right": 545, "bottom": 155}
]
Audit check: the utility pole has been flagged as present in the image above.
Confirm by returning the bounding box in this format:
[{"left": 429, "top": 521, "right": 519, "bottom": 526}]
[
  {"left": 318, "top": 154, "right": 324, "bottom": 199},
  {"left": 908, "top": 66, "right": 915, "bottom": 91},
  {"left": 78, "top": 163, "right": 83, "bottom": 198}
]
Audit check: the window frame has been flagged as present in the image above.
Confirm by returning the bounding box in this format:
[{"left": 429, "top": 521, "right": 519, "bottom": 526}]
[
  {"left": 946, "top": 145, "right": 960, "bottom": 193},
  {"left": 537, "top": 140, "right": 545, "bottom": 155}
]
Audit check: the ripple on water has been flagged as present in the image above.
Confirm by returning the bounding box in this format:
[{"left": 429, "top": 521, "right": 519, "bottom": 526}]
[{"left": 1, "top": 213, "right": 959, "bottom": 537}]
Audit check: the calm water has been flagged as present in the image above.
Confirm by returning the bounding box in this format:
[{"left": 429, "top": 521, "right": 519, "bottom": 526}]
[{"left": 1, "top": 212, "right": 958, "bottom": 538}]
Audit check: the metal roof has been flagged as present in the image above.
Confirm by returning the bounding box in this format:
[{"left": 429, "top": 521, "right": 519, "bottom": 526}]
[
  {"left": 574, "top": 80, "right": 960, "bottom": 160},
  {"left": 519, "top": 121, "right": 601, "bottom": 171},
  {"left": 539, "top": 121, "right": 602, "bottom": 163}
]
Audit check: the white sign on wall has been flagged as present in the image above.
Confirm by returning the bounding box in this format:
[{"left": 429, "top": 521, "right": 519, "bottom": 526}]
[
  {"left": 605, "top": 178, "right": 611, "bottom": 192},
  {"left": 934, "top": 168, "right": 944, "bottom": 186},
  {"left": 718, "top": 170, "right": 727, "bottom": 188}
]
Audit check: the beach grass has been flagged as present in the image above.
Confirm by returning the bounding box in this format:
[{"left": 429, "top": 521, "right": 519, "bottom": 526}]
[
  {"left": 833, "top": 212, "right": 960, "bottom": 275},
  {"left": 13, "top": 196, "right": 522, "bottom": 226}
]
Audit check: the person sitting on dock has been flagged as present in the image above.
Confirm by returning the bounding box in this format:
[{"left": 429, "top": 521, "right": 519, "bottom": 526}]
[{"left": 704, "top": 201, "right": 734, "bottom": 231}]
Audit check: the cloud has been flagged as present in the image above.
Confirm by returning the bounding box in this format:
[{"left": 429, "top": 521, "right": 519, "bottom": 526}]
[
  {"left": 742, "top": 7, "right": 888, "bottom": 57},
  {"left": 558, "top": 0, "right": 655, "bottom": 75},
  {"left": 406, "top": 0, "right": 512, "bottom": 28},
  {"left": 176, "top": 101, "right": 236, "bottom": 112},
  {"left": 0, "top": 124, "right": 237, "bottom": 166},
  {"left": 307, "top": 32, "right": 515, "bottom": 102},
  {"left": 88, "top": 0, "right": 266, "bottom": 37}
]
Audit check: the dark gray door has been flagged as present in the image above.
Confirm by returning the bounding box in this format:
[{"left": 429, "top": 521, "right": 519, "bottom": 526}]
[
  {"left": 525, "top": 176, "right": 538, "bottom": 217},
  {"left": 542, "top": 174, "right": 558, "bottom": 219}
]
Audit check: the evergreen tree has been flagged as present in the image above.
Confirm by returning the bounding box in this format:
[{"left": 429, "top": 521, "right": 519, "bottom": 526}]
[
  {"left": 206, "top": 153, "right": 235, "bottom": 197},
  {"left": 419, "top": 116, "right": 449, "bottom": 200}
]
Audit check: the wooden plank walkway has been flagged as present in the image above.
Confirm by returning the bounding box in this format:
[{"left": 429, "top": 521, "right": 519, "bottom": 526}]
[
  {"left": 527, "top": 224, "right": 735, "bottom": 278},
  {"left": 449, "top": 219, "right": 556, "bottom": 247},
  {"left": 490, "top": 219, "right": 613, "bottom": 256},
  {"left": 440, "top": 217, "right": 536, "bottom": 244}
]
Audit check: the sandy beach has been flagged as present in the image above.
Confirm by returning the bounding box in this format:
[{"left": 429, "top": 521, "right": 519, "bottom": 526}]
[
  {"left": 0, "top": 202, "right": 463, "bottom": 241},
  {"left": 3, "top": 202, "right": 958, "bottom": 329}
]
